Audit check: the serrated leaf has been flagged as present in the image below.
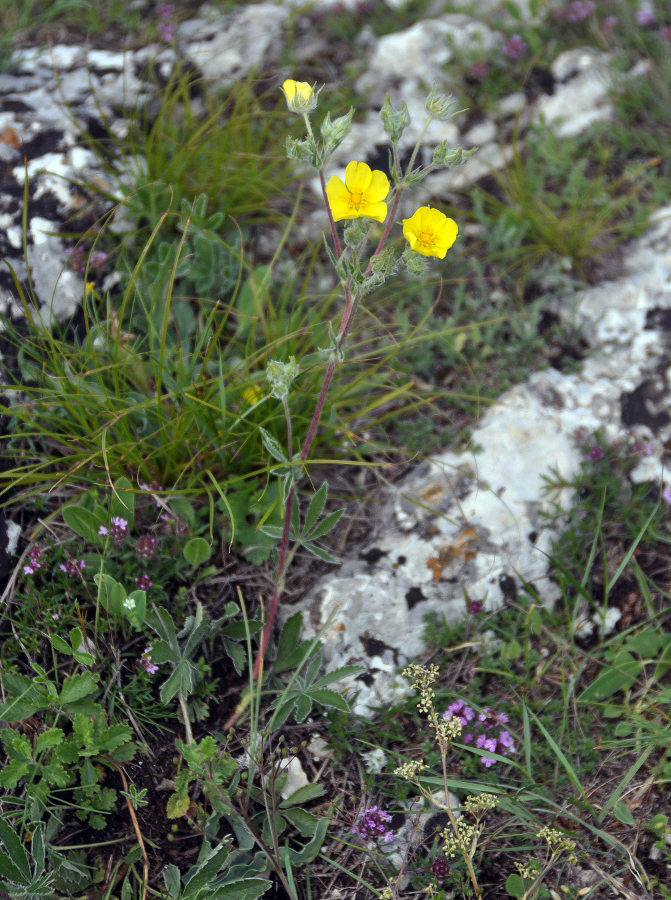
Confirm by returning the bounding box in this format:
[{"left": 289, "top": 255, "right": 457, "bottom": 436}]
[
  {"left": 304, "top": 483, "right": 328, "bottom": 535},
  {"left": 36, "top": 728, "right": 65, "bottom": 753},
  {"left": 293, "top": 693, "right": 312, "bottom": 722},
  {"left": 182, "top": 842, "right": 232, "bottom": 897},
  {"left": 305, "top": 507, "right": 344, "bottom": 541},
  {"left": 58, "top": 672, "right": 98, "bottom": 706},
  {"left": 280, "top": 782, "right": 326, "bottom": 808},
  {"left": 311, "top": 664, "right": 363, "bottom": 689},
  {"left": 0, "top": 759, "right": 30, "bottom": 788},
  {"left": 42, "top": 762, "right": 70, "bottom": 787},
  {"left": 268, "top": 699, "right": 295, "bottom": 729},
  {"left": 97, "top": 724, "right": 133, "bottom": 752},
  {"left": 0, "top": 818, "right": 30, "bottom": 881},
  {"left": 167, "top": 793, "right": 191, "bottom": 819},
  {"left": 274, "top": 613, "right": 303, "bottom": 670},
  {"left": 307, "top": 688, "right": 350, "bottom": 712},
  {"left": 183, "top": 537, "right": 211, "bottom": 567},
  {"left": 258, "top": 426, "right": 288, "bottom": 464}
]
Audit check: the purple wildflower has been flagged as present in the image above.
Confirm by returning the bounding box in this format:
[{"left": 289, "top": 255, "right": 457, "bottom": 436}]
[
  {"left": 478, "top": 707, "right": 509, "bottom": 727},
  {"left": 502, "top": 34, "right": 528, "bottom": 60},
  {"left": 636, "top": 5, "right": 655, "bottom": 25},
  {"left": 602, "top": 16, "right": 617, "bottom": 34},
  {"left": 134, "top": 574, "right": 153, "bottom": 590},
  {"left": 662, "top": 486, "right": 671, "bottom": 505},
  {"left": 469, "top": 61, "right": 487, "bottom": 79},
  {"left": 139, "top": 646, "right": 159, "bottom": 675},
  {"left": 443, "top": 699, "right": 475, "bottom": 726},
  {"left": 136, "top": 534, "right": 157, "bottom": 558},
  {"left": 58, "top": 558, "right": 86, "bottom": 576},
  {"left": 158, "top": 21, "right": 176, "bottom": 41},
  {"left": 468, "top": 598, "right": 484, "bottom": 615},
  {"left": 557, "top": 1, "right": 595, "bottom": 23},
  {"left": 352, "top": 806, "right": 394, "bottom": 843},
  {"left": 156, "top": 2, "right": 174, "bottom": 17},
  {"left": 430, "top": 857, "right": 451, "bottom": 882},
  {"left": 24, "top": 545, "right": 43, "bottom": 576},
  {"left": 588, "top": 445, "right": 604, "bottom": 460}
]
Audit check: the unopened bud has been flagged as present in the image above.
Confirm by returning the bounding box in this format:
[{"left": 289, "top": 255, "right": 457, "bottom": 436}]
[
  {"left": 320, "top": 108, "right": 353, "bottom": 152},
  {"left": 380, "top": 93, "right": 411, "bottom": 143},
  {"left": 432, "top": 143, "right": 477, "bottom": 169}
]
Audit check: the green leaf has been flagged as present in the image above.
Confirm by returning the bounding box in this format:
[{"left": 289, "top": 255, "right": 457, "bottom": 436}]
[
  {"left": 222, "top": 638, "right": 246, "bottom": 675},
  {"left": 58, "top": 672, "right": 98, "bottom": 706},
  {"left": 304, "top": 484, "right": 329, "bottom": 535},
  {"left": 312, "top": 664, "right": 363, "bottom": 688},
  {"left": 73, "top": 651, "right": 96, "bottom": 666},
  {"left": 0, "top": 818, "right": 30, "bottom": 881},
  {"left": 302, "top": 541, "right": 340, "bottom": 564},
  {"left": 36, "top": 728, "right": 65, "bottom": 753},
  {"left": 166, "top": 793, "right": 191, "bottom": 819},
  {"left": 182, "top": 842, "right": 232, "bottom": 897},
  {"left": 625, "top": 627, "right": 665, "bottom": 658},
  {"left": 0, "top": 760, "right": 30, "bottom": 788},
  {"left": 159, "top": 660, "right": 199, "bottom": 704},
  {"left": 281, "top": 806, "right": 320, "bottom": 837},
  {"left": 280, "top": 783, "right": 326, "bottom": 808},
  {"left": 505, "top": 873, "right": 525, "bottom": 898},
  {"left": 213, "top": 878, "right": 271, "bottom": 900},
  {"left": 163, "top": 864, "right": 182, "bottom": 899},
  {"left": 612, "top": 800, "right": 635, "bottom": 825},
  {"left": 305, "top": 507, "right": 344, "bottom": 541},
  {"left": 258, "top": 426, "right": 288, "bottom": 464},
  {"left": 654, "top": 640, "right": 671, "bottom": 679},
  {"left": 0, "top": 850, "right": 26, "bottom": 885},
  {"left": 62, "top": 505, "right": 106, "bottom": 544},
  {"left": 50, "top": 634, "right": 72, "bottom": 656},
  {"left": 110, "top": 476, "right": 135, "bottom": 527},
  {"left": 307, "top": 688, "right": 349, "bottom": 712},
  {"left": 97, "top": 724, "right": 133, "bottom": 752},
  {"left": 273, "top": 613, "right": 303, "bottom": 670},
  {"left": 293, "top": 694, "right": 312, "bottom": 722},
  {"left": 579, "top": 652, "right": 640, "bottom": 702},
  {"left": 183, "top": 537, "right": 211, "bottom": 567},
  {"left": 94, "top": 573, "right": 127, "bottom": 616},
  {"left": 42, "top": 763, "right": 70, "bottom": 787},
  {"left": 284, "top": 816, "right": 328, "bottom": 864}
]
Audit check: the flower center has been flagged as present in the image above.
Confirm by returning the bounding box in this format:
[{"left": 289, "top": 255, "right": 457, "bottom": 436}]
[
  {"left": 418, "top": 230, "right": 434, "bottom": 246},
  {"left": 349, "top": 191, "right": 364, "bottom": 209}
]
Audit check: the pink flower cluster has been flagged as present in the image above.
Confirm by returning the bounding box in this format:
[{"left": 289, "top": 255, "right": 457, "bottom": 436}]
[
  {"left": 443, "top": 701, "right": 515, "bottom": 768},
  {"left": 99, "top": 516, "right": 128, "bottom": 541},
  {"left": 352, "top": 805, "right": 394, "bottom": 843},
  {"left": 136, "top": 534, "right": 157, "bottom": 558},
  {"left": 502, "top": 34, "right": 528, "bottom": 60},
  {"left": 134, "top": 574, "right": 153, "bottom": 590},
  {"left": 23, "top": 545, "right": 43, "bottom": 576},
  {"left": 156, "top": 3, "right": 176, "bottom": 41},
  {"left": 59, "top": 558, "right": 86, "bottom": 576},
  {"left": 139, "top": 645, "right": 159, "bottom": 675},
  {"left": 556, "top": 1, "right": 595, "bottom": 23}
]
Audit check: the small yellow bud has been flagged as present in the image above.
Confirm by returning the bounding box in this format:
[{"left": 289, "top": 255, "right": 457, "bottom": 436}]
[{"left": 281, "top": 79, "right": 318, "bottom": 115}]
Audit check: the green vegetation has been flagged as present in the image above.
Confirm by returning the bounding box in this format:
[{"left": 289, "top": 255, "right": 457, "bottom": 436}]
[{"left": 0, "top": 0, "right": 670, "bottom": 898}]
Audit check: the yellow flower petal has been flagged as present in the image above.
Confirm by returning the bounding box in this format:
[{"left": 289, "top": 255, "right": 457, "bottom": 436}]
[
  {"left": 361, "top": 200, "right": 387, "bottom": 223},
  {"left": 366, "top": 169, "right": 390, "bottom": 203},
  {"left": 344, "top": 161, "right": 373, "bottom": 194},
  {"left": 281, "top": 79, "right": 317, "bottom": 113}
]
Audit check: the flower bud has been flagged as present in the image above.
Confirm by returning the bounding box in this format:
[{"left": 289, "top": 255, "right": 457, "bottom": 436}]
[
  {"left": 266, "top": 356, "right": 299, "bottom": 400},
  {"left": 320, "top": 108, "right": 353, "bottom": 152},
  {"left": 281, "top": 79, "right": 318, "bottom": 115},
  {"left": 343, "top": 219, "right": 368, "bottom": 248},
  {"left": 402, "top": 247, "right": 427, "bottom": 275},
  {"left": 425, "top": 87, "right": 463, "bottom": 121},
  {"left": 285, "top": 136, "right": 318, "bottom": 166},
  {"left": 380, "top": 93, "right": 411, "bottom": 143},
  {"left": 432, "top": 143, "right": 477, "bottom": 169}
]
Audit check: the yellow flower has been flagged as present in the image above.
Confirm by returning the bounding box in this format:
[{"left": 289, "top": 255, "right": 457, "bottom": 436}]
[
  {"left": 325, "top": 161, "right": 389, "bottom": 222},
  {"left": 281, "top": 79, "right": 317, "bottom": 114},
  {"left": 402, "top": 206, "right": 458, "bottom": 258},
  {"left": 242, "top": 384, "right": 263, "bottom": 406}
]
